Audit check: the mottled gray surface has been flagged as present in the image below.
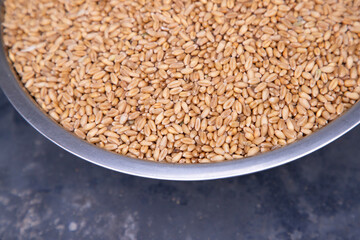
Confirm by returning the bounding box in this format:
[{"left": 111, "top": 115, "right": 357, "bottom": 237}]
[{"left": 0, "top": 88, "right": 360, "bottom": 240}]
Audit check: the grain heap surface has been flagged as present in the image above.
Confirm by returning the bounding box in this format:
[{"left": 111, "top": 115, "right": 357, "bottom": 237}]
[{"left": 3, "top": 0, "right": 360, "bottom": 163}]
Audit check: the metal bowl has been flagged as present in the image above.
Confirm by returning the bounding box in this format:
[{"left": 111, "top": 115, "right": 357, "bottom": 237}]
[{"left": 1, "top": 25, "right": 360, "bottom": 181}]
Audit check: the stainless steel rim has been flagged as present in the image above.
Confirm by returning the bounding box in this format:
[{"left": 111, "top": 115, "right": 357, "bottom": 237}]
[{"left": 1, "top": 19, "right": 360, "bottom": 181}]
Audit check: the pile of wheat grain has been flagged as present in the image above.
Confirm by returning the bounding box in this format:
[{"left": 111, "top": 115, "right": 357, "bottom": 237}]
[{"left": 3, "top": 0, "right": 360, "bottom": 163}]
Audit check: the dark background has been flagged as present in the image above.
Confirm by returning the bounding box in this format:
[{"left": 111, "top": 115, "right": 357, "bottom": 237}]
[{"left": 0, "top": 88, "right": 359, "bottom": 240}]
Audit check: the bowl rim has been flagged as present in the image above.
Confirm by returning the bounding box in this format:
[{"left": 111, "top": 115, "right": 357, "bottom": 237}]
[{"left": 1, "top": 25, "right": 360, "bottom": 181}]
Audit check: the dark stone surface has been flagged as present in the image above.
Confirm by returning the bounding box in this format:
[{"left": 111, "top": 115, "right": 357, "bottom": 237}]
[{"left": 0, "top": 88, "right": 359, "bottom": 240}]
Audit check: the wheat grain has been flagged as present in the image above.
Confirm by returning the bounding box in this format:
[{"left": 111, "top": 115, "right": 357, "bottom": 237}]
[{"left": 3, "top": 0, "right": 360, "bottom": 164}]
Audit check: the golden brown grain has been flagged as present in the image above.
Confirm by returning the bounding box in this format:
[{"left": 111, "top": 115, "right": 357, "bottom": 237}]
[{"left": 3, "top": 0, "right": 360, "bottom": 164}]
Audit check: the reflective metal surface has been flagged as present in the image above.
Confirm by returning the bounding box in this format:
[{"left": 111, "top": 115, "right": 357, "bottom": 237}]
[{"left": 1, "top": 17, "right": 360, "bottom": 181}]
